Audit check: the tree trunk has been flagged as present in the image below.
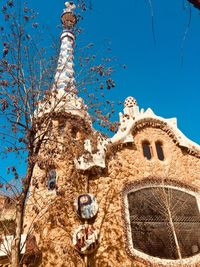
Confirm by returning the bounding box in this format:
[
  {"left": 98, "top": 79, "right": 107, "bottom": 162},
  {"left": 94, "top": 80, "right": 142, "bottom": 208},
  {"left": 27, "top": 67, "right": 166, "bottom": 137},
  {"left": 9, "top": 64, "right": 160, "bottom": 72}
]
[
  {"left": 11, "top": 161, "right": 35, "bottom": 267},
  {"left": 11, "top": 204, "right": 23, "bottom": 267}
]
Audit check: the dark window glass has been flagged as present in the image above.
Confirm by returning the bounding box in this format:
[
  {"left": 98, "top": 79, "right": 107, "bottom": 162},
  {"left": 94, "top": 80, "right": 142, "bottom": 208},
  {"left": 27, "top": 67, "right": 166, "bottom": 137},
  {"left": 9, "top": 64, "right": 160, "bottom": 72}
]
[
  {"left": 58, "top": 121, "right": 65, "bottom": 134},
  {"left": 127, "top": 187, "right": 200, "bottom": 260},
  {"left": 156, "top": 142, "right": 164, "bottom": 161},
  {"left": 71, "top": 126, "right": 78, "bottom": 139},
  {"left": 47, "top": 169, "right": 56, "bottom": 190},
  {"left": 142, "top": 141, "right": 152, "bottom": 160}
]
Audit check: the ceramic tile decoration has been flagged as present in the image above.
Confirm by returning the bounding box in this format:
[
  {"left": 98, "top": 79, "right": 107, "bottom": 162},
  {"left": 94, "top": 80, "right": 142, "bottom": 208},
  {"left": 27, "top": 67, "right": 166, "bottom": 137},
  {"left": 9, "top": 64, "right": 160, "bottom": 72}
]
[
  {"left": 74, "top": 194, "right": 98, "bottom": 220},
  {"left": 72, "top": 224, "right": 99, "bottom": 254}
]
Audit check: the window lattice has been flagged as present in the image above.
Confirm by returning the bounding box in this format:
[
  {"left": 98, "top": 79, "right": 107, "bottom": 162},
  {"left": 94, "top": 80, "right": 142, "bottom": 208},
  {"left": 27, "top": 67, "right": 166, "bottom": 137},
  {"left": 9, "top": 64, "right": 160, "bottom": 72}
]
[{"left": 128, "top": 186, "right": 200, "bottom": 260}]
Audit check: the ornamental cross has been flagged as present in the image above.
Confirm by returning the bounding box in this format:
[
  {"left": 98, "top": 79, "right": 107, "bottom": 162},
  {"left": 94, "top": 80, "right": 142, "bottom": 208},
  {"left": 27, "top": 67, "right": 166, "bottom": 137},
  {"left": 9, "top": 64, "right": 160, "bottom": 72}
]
[{"left": 64, "top": 1, "right": 76, "bottom": 12}]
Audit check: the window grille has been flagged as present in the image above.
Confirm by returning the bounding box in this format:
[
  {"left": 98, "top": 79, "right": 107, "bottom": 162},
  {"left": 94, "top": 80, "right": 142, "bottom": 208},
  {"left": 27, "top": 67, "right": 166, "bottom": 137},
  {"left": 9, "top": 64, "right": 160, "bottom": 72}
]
[{"left": 127, "top": 186, "right": 200, "bottom": 260}]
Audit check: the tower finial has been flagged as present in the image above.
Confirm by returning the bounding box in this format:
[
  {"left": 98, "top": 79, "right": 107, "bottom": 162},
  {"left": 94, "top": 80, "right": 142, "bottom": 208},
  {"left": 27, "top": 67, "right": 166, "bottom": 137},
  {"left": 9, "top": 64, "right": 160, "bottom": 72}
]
[{"left": 61, "top": 1, "right": 77, "bottom": 30}]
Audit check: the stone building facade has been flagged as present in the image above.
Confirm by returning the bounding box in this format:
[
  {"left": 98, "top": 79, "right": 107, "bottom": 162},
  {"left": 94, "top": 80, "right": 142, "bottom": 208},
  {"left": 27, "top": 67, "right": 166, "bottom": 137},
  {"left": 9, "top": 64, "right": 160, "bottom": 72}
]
[
  {"left": 1, "top": 2, "right": 200, "bottom": 267},
  {"left": 23, "top": 97, "right": 200, "bottom": 267}
]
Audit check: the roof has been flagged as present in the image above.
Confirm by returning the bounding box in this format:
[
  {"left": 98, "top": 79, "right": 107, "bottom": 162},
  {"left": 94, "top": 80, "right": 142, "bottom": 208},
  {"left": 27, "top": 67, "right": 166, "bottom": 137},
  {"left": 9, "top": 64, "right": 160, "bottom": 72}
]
[{"left": 111, "top": 96, "right": 200, "bottom": 157}]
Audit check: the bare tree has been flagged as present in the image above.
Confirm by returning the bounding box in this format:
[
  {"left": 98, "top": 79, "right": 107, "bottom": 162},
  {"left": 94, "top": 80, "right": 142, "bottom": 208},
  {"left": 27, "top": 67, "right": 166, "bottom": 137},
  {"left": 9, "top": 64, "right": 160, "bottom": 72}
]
[
  {"left": 0, "top": 1, "right": 119, "bottom": 266},
  {"left": 0, "top": 1, "right": 58, "bottom": 264}
]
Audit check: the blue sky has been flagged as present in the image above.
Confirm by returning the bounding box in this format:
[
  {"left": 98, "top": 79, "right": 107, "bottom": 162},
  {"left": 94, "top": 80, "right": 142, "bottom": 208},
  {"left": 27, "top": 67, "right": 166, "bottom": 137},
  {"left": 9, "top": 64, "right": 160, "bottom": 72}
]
[
  {"left": 0, "top": 0, "right": 199, "bottom": 182},
  {"left": 28, "top": 0, "right": 200, "bottom": 144},
  {"left": 1, "top": 0, "right": 200, "bottom": 146}
]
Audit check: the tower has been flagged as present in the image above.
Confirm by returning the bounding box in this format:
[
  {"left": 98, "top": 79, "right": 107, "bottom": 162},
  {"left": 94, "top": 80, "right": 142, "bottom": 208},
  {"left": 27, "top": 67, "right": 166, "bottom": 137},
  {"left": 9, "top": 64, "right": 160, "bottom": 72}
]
[
  {"left": 6, "top": 2, "right": 200, "bottom": 267},
  {"left": 24, "top": 2, "right": 108, "bottom": 266}
]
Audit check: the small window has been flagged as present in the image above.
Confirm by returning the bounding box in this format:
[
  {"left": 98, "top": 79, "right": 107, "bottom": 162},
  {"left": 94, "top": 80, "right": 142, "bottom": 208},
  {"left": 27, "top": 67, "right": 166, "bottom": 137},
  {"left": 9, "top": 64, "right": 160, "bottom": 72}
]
[
  {"left": 155, "top": 141, "right": 164, "bottom": 161},
  {"left": 47, "top": 169, "right": 57, "bottom": 190},
  {"left": 71, "top": 126, "right": 79, "bottom": 139},
  {"left": 58, "top": 120, "right": 66, "bottom": 134},
  {"left": 142, "top": 141, "right": 152, "bottom": 160}
]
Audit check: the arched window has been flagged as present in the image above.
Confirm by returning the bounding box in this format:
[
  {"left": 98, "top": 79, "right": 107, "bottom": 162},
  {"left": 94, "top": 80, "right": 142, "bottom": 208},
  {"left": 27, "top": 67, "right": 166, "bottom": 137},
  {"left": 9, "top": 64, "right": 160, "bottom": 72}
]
[
  {"left": 47, "top": 169, "right": 57, "bottom": 190},
  {"left": 142, "top": 141, "right": 152, "bottom": 160},
  {"left": 155, "top": 141, "right": 164, "bottom": 161},
  {"left": 123, "top": 183, "right": 200, "bottom": 265}
]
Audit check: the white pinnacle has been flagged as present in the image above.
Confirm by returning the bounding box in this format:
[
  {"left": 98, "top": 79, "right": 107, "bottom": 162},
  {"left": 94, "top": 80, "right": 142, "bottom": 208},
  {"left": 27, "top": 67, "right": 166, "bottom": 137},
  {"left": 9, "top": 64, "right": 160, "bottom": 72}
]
[
  {"left": 54, "top": 31, "right": 76, "bottom": 91},
  {"left": 53, "top": 2, "right": 77, "bottom": 91}
]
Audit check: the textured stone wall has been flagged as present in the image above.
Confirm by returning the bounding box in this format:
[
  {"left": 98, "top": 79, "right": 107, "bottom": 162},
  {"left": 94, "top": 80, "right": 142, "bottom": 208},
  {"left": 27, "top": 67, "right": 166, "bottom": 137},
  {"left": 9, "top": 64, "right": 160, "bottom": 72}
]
[
  {"left": 24, "top": 116, "right": 91, "bottom": 267},
  {"left": 24, "top": 125, "right": 200, "bottom": 267},
  {"left": 89, "top": 127, "right": 200, "bottom": 267}
]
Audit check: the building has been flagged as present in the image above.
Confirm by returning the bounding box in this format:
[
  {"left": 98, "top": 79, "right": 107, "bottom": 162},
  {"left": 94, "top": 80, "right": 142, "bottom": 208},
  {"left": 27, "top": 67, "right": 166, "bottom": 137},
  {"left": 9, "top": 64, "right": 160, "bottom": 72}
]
[{"left": 1, "top": 2, "right": 200, "bottom": 267}]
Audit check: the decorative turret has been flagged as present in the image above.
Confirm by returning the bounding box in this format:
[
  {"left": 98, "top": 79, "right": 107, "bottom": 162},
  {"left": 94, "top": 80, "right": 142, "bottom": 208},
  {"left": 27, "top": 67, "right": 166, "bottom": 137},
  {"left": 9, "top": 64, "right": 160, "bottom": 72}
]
[{"left": 124, "top": 96, "right": 140, "bottom": 118}]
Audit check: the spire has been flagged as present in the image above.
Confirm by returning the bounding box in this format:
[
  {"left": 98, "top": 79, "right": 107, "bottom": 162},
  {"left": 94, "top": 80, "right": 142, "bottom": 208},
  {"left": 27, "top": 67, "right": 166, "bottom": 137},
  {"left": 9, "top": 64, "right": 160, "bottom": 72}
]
[
  {"left": 36, "top": 2, "right": 91, "bottom": 121},
  {"left": 54, "top": 2, "right": 77, "bottom": 91}
]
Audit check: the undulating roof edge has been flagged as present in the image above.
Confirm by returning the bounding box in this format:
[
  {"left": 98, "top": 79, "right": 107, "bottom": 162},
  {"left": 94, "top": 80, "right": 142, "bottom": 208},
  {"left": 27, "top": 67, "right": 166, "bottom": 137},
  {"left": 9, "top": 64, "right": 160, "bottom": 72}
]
[{"left": 110, "top": 96, "right": 200, "bottom": 158}]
